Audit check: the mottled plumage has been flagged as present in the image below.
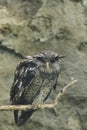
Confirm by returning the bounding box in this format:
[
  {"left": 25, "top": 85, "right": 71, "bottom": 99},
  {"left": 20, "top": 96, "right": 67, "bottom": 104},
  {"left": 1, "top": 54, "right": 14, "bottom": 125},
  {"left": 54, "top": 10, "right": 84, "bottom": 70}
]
[{"left": 10, "top": 51, "right": 64, "bottom": 126}]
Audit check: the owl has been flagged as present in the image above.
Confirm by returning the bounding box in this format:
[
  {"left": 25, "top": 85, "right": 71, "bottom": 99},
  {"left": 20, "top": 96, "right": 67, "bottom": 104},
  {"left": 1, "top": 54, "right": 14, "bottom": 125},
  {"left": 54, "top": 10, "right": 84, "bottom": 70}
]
[{"left": 10, "top": 51, "right": 64, "bottom": 126}]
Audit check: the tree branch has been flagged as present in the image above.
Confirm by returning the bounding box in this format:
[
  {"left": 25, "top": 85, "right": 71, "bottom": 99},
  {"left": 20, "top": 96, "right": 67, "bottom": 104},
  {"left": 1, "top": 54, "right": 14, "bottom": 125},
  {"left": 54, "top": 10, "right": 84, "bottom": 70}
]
[{"left": 0, "top": 80, "right": 78, "bottom": 111}]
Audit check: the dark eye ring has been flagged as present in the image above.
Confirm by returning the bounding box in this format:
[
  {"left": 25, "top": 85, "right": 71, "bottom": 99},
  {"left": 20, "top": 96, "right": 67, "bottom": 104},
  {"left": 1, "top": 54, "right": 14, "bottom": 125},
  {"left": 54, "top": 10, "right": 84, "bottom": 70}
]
[
  {"left": 50, "top": 56, "right": 59, "bottom": 63},
  {"left": 55, "top": 56, "right": 59, "bottom": 60},
  {"left": 50, "top": 59, "right": 55, "bottom": 63},
  {"left": 37, "top": 57, "right": 45, "bottom": 63}
]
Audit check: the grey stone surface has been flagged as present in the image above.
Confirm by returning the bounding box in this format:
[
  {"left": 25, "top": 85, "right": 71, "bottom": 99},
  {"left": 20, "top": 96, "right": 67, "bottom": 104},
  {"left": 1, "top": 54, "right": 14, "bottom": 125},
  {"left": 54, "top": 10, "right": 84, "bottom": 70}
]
[{"left": 0, "top": 0, "right": 87, "bottom": 130}]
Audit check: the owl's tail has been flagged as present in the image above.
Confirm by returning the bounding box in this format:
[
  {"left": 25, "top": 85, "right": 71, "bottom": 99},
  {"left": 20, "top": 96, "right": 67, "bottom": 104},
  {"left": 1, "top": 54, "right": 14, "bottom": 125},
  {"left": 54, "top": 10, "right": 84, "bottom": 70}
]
[{"left": 14, "top": 109, "right": 35, "bottom": 126}]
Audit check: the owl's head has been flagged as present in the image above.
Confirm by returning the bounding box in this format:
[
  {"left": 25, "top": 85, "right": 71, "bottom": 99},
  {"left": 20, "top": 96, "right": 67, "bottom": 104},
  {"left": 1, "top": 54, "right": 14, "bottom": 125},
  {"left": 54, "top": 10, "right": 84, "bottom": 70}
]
[{"left": 33, "top": 51, "right": 64, "bottom": 73}]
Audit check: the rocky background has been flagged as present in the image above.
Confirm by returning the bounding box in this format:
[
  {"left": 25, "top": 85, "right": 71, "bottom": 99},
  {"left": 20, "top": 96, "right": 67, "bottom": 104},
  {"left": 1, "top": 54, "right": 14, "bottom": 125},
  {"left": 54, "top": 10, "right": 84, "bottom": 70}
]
[{"left": 0, "top": 0, "right": 87, "bottom": 130}]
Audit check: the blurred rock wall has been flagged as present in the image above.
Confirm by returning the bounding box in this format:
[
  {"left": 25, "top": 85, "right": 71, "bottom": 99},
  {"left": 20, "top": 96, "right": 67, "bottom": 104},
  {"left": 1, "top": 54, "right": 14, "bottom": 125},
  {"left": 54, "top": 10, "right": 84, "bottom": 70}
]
[{"left": 0, "top": 0, "right": 87, "bottom": 130}]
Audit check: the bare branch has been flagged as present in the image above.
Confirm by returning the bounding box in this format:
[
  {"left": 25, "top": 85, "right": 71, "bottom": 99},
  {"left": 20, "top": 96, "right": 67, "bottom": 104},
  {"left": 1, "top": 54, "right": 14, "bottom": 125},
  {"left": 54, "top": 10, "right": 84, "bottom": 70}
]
[{"left": 0, "top": 80, "right": 78, "bottom": 111}]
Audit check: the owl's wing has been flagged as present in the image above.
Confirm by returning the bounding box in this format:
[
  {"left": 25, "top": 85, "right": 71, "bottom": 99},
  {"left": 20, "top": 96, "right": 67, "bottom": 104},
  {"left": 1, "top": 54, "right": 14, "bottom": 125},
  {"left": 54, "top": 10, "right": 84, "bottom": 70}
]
[
  {"left": 10, "top": 59, "right": 37, "bottom": 104},
  {"left": 53, "top": 73, "right": 59, "bottom": 90}
]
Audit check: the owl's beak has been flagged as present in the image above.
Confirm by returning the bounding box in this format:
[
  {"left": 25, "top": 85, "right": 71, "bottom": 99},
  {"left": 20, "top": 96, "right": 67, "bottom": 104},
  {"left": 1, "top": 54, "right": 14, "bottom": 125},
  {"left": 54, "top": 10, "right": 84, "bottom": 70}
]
[{"left": 45, "top": 62, "right": 50, "bottom": 72}]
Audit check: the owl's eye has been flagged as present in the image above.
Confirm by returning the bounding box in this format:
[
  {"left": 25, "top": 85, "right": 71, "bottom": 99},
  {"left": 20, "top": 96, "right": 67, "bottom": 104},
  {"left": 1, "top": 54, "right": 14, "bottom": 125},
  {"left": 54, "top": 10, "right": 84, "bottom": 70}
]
[
  {"left": 55, "top": 56, "right": 59, "bottom": 60},
  {"left": 37, "top": 57, "right": 45, "bottom": 63},
  {"left": 50, "top": 59, "right": 55, "bottom": 63},
  {"left": 50, "top": 56, "right": 59, "bottom": 63}
]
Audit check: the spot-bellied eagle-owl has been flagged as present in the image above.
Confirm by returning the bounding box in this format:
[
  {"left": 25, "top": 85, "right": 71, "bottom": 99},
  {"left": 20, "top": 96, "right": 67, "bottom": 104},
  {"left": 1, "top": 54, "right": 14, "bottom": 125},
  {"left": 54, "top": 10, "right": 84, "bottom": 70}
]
[{"left": 10, "top": 51, "right": 64, "bottom": 126}]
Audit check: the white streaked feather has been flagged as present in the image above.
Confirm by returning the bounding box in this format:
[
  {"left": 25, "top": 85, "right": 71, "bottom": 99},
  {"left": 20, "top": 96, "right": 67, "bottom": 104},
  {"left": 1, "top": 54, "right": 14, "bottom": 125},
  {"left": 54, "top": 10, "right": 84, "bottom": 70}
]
[{"left": 18, "top": 81, "right": 22, "bottom": 89}]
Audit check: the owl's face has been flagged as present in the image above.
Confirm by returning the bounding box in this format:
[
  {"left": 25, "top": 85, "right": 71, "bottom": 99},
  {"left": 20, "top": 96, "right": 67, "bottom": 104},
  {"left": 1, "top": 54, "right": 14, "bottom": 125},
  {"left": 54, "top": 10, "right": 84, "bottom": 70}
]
[{"left": 33, "top": 51, "right": 64, "bottom": 73}]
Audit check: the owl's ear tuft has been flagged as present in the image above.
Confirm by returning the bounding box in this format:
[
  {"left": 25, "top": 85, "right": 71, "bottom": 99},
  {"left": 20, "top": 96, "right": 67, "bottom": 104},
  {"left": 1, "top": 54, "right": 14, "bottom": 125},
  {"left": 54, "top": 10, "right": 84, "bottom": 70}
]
[{"left": 59, "top": 55, "right": 65, "bottom": 59}]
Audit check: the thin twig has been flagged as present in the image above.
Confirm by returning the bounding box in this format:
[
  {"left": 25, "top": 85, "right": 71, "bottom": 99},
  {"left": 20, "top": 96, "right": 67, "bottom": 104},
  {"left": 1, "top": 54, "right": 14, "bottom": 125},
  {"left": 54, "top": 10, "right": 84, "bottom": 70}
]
[{"left": 0, "top": 80, "right": 78, "bottom": 111}]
